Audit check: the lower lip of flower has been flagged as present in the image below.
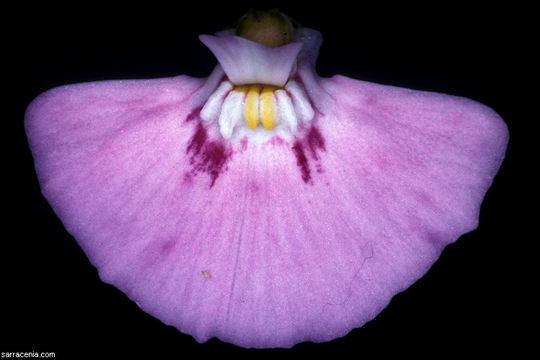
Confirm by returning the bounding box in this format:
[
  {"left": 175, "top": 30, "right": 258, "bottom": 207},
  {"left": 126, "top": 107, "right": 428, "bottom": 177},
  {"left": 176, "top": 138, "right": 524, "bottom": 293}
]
[{"left": 200, "top": 79, "right": 315, "bottom": 140}]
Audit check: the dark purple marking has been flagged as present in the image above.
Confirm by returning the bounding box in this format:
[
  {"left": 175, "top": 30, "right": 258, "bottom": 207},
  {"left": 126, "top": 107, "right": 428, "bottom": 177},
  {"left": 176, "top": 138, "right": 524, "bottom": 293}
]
[
  {"left": 292, "top": 141, "right": 311, "bottom": 183},
  {"left": 291, "top": 125, "right": 327, "bottom": 184},
  {"left": 306, "top": 126, "right": 326, "bottom": 159},
  {"left": 186, "top": 122, "right": 231, "bottom": 188},
  {"left": 185, "top": 107, "right": 202, "bottom": 123},
  {"left": 186, "top": 123, "right": 207, "bottom": 158}
]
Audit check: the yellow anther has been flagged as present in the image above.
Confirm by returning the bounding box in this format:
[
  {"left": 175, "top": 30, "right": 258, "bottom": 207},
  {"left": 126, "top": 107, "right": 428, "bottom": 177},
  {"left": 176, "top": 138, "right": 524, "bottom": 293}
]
[
  {"left": 260, "top": 86, "right": 276, "bottom": 130},
  {"left": 233, "top": 85, "right": 282, "bottom": 131},
  {"left": 234, "top": 86, "right": 249, "bottom": 93},
  {"left": 245, "top": 86, "right": 261, "bottom": 129}
]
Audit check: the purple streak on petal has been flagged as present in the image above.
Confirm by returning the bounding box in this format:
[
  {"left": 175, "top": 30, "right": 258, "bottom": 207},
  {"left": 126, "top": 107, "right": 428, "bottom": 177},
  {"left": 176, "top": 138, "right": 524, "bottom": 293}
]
[
  {"left": 186, "top": 122, "right": 207, "bottom": 156},
  {"left": 292, "top": 140, "right": 310, "bottom": 183},
  {"left": 186, "top": 122, "right": 231, "bottom": 188},
  {"left": 291, "top": 125, "right": 327, "bottom": 183},
  {"left": 185, "top": 106, "right": 202, "bottom": 123},
  {"left": 306, "top": 126, "right": 326, "bottom": 159}
]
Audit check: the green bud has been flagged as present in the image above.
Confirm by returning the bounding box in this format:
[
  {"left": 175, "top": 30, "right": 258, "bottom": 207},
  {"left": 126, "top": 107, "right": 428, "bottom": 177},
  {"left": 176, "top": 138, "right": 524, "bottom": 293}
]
[{"left": 235, "top": 9, "right": 294, "bottom": 48}]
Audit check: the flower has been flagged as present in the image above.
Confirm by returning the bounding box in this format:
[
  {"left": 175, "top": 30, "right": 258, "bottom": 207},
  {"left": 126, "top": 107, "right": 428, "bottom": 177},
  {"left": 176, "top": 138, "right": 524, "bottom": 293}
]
[{"left": 24, "top": 9, "right": 508, "bottom": 348}]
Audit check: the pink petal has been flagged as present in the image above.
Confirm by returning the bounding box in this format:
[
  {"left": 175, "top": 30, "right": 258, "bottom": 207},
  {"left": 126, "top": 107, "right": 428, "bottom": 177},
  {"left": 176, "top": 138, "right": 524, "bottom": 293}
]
[{"left": 25, "top": 65, "right": 507, "bottom": 348}]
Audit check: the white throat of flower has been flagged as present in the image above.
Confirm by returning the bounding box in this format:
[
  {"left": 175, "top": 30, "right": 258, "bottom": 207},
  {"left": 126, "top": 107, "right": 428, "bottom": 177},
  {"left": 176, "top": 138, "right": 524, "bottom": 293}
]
[{"left": 200, "top": 79, "right": 314, "bottom": 141}]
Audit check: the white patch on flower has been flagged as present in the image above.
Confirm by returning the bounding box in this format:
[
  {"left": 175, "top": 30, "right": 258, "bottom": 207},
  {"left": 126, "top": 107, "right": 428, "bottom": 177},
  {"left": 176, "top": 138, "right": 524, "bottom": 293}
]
[
  {"left": 285, "top": 81, "right": 315, "bottom": 123},
  {"left": 218, "top": 90, "right": 245, "bottom": 139},
  {"left": 200, "top": 81, "right": 233, "bottom": 122},
  {"left": 200, "top": 79, "right": 315, "bottom": 142}
]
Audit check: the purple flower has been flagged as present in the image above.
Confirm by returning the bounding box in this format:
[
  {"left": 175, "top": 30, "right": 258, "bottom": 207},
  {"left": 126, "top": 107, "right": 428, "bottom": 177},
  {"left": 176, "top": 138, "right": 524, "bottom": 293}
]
[{"left": 24, "top": 10, "right": 508, "bottom": 348}]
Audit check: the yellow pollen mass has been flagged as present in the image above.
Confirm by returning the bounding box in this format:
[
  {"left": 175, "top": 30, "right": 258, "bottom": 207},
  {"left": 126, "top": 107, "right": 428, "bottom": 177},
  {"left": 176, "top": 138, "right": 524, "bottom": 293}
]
[
  {"left": 261, "top": 86, "right": 276, "bottom": 130},
  {"left": 233, "top": 85, "right": 282, "bottom": 131},
  {"left": 234, "top": 86, "right": 249, "bottom": 93},
  {"left": 245, "top": 86, "right": 261, "bottom": 129}
]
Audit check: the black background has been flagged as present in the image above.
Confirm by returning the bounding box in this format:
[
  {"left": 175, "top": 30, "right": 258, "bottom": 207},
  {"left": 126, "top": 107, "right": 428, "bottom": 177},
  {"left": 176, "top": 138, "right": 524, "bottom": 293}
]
[{"left": 5, "top": 1, "right": 527, "bottom": 358}]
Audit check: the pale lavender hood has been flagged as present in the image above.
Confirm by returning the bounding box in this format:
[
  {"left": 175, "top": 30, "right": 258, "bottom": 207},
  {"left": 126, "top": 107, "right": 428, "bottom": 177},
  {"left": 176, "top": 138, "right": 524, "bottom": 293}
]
[
  {"left": 199, "top": 34, "right": 303, "bottom": 86},
  {"left": 24, "top": 24, "right": 508, "bottom": 348}
]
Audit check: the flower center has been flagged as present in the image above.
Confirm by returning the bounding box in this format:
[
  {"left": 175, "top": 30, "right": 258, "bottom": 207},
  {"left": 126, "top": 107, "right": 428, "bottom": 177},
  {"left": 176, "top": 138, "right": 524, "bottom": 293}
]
[
  {"left": 235, "top": 85, "right": 278, "bottom": 130},
  {"left": 200, "top": 80, "right": 314, "bottom": 140}
]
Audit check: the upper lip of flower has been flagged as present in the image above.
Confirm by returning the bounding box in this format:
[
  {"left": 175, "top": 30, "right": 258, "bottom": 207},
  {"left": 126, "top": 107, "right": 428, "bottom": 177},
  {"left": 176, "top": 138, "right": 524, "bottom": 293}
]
[{"left": 199, "top": 34, "right": 303, "bottom": 87}]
